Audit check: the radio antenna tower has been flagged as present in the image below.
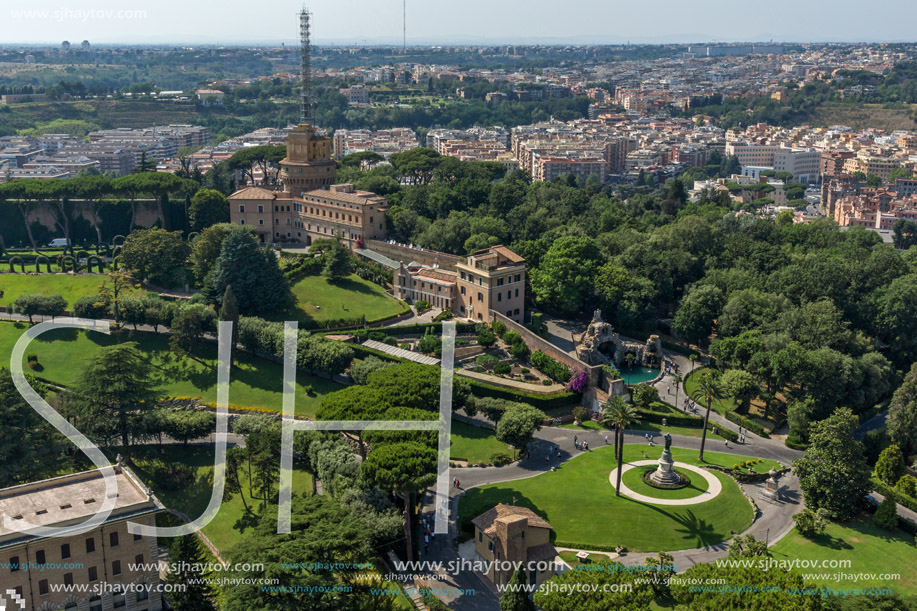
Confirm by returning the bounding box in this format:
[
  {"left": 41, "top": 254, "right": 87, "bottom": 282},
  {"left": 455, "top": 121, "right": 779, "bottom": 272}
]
[
  {"left": 299, "top": 7, "right": 315, "bottom": 125},
  {"left": 403, "top": 0, "right": 406, "bottom": 52}
]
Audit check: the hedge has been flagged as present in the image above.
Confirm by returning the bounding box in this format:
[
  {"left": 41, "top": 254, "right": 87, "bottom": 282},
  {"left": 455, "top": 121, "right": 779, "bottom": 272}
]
[
  {"left": 338, "top": 321, "right": 478, "bottom": 339},
  {"left": 862, "top": 497, "right": 917, "bottom": 536},
  {"left": 530, "top": 350, "right": 572, "bottom": 383},
  {"left": 724, "top": 410, "right": 770, "bottom": 438},
  {"left": 467, "top": 379, "right": 578, "bottom": 410},
  {"left": 872, "top": 477, "right": 917, "bottom": 515},
  {"left": 785, "top": 437, "right": 807, "bottom": 451}
]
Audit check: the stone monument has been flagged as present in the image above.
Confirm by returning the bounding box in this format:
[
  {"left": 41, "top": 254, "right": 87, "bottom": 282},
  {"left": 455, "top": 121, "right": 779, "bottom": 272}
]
[
  {"left": 760, "top": 468, "right": 780, "bottom": 502},
  {"left": 650, "top": 433, "right": 682, "bottom": 486}
]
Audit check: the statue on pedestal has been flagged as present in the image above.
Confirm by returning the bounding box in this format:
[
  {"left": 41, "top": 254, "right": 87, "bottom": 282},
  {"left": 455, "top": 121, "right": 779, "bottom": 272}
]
[{"left": 664, "top": 433, "right": 672, "bottom": 450}]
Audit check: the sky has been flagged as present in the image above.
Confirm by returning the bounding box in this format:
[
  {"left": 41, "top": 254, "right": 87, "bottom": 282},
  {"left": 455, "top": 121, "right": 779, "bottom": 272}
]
[{"left": 1, "top": 0, "right": 914, "bottom": 45}]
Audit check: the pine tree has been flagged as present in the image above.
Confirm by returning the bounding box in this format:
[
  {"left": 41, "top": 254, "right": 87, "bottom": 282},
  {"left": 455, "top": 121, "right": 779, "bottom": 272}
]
[
  {"left": 166, "top": 535, "right": 216, "bottom": 610},
  {"left": 322, "top": 240, "right": 353, "bottom": 282},
  {"left": 500, "top": 568, "right": 536, "bottom": 611},
  {"left": 205, "top": 231, "right": 292, "bottom": 315}
]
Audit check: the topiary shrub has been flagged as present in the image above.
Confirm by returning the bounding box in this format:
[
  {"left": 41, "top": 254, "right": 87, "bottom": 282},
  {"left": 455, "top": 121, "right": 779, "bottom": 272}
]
[
  {"left": 490, "top": 451, "right": 514, "bottom": 466},
  {"left": 874, "top": 496, "right": 899, "bottom": 530},
  {"left": 493, "top": 362, "right": 511, "bottom": 375}
]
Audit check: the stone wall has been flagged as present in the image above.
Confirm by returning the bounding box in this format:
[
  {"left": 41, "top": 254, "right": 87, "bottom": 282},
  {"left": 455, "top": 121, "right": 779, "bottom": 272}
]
[
  {"left": 365, "top": 239, "right": 463, "bottom": 271},
  {"left": 489, "top": 310, "right": 603, "bottom": 389}
]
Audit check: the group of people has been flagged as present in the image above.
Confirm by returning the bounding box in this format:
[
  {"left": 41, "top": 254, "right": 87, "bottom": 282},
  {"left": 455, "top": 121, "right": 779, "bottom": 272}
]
[{"left": 572, "top": 434, "right": 590, "bottom": 451}]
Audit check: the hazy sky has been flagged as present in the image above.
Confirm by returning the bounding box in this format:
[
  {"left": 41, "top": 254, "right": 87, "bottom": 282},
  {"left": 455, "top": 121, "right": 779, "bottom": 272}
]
[{"left": 1, "top": 0, "right": 913, "bottom": 45}]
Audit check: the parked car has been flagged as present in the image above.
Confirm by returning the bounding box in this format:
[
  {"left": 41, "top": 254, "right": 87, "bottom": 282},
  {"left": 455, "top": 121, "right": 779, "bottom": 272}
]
[{"left": 47, "top": 238, "right": 70, "bottom": 248}]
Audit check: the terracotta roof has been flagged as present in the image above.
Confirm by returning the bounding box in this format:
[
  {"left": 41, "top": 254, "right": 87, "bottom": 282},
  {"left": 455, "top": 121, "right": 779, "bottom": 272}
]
[
  {"left": 471, "top": 503, "right": 552, "bottom": 536},
  {"left": 416, "top": 269, "right": 457, "bottom": 284},
  {"left": 493, "top": 246, "right": 525, "bottom": 264},
  {"left": 229, "top": 186, "right": 277, "bottom": 200},
  {"left": 527, "top": 543, "right": 558, "bottom": 563}
]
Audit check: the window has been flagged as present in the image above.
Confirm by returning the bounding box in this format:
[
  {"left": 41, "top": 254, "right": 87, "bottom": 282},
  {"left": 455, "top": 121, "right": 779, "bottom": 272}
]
[
  {"left": 478, "top": 531, "right": 483, "bottom": 542},
  {"left": 9, "top": 556, "right": 19, "bottom": 572},
  {"left": 136, "top": 554, "right": 144, "bottom": 565},
  {"left": 89, "top": 596, "right": 102, "bottom": 611},
  {"left": 86, "top": 538, "right": 95, "bottom": 553},
  {"left": 275, "top": 218, "right": 279, "bottom": 224},
  {"left": 113, "top": 592, "right": 126, "bottom": 609},
  {"left": 112, "top": 560, "right": 121, "bottom": 576},
  {"left": 110, "top": 532, "right": 119, "bottom": 547},
  {"left": 488, "top": 541, "right": 494, "bottom": 552},
  {"left": 257, "top": 205, "right": 264, "bottom": 213},
  {"left": 61, "top": 543, "right": 70, "bottom": 559},
  {"left": 35, "top": 550, "right": 45, "bottom": 565},
  {"left": 507, "top": 291, "right": 511, "bottom": 300},
  {"left": 39, "top": 579, "right": 48, "bottom": 595},
  {"left": 477, "top": 292, "right": 483, "bottom": 302},
  {"left": 88, "top": 566, "right": 98, "bottom": 582},
  {"left": 515, "top": 288, "right": 519, "bottom": 297},
  {"left": 497, "top": 293, "right": 502, "bottom": 302},
  {"left": 259, "top": 219, "right": 264, "bottom": 225},
  {"left": 238, "top": 205, "right": 245, "bottom": 213},
  {"left": 137, "top": 586, "right": 150, "bottom": 602},
  {"left": 507, "top": 310, "right": 512, "bottom": 317},
  {"left": 64, "top": 573, "right": 73, "bottom": 586},
  {"left": 460, "top": 286, "right": 466, "bottom": 295},
  {"left": 529, "top": 569, "right": 537, "bottom": 585},
  {"left": 497, "top": 278, "right": 504, "bottom": 286},
  {"left": 514, "top": 309, "right": 520, "bottom": 316},
  {"left": 460, "top": 271, "right": 466, "bottom": 280}
]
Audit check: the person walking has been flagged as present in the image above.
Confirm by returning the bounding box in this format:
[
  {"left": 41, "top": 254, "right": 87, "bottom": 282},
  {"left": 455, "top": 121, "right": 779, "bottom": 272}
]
[
  {"left": 724, "top": 439, "right": 729, "bottom": 448},
  {"left": 574, "top": 434, "right": 578, "bottom": 444},
  {"left": 605, "top": 435, "right": 609, "bottom": 445}
]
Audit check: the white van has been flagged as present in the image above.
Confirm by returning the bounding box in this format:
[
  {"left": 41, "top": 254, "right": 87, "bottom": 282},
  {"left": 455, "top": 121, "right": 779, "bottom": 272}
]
[{"left": 47, "top": 238, "right": 70, "bottom": 248}]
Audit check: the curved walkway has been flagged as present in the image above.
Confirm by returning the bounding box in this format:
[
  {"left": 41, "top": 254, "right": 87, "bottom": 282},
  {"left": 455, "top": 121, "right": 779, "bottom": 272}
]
[{"left": 608, "top": 460, "right": 723, "bottom": 506}]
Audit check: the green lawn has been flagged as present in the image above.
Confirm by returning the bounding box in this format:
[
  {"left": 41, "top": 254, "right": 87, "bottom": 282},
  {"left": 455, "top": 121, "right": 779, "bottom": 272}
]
[
  {"left": 620, "top": 466, "right": 710, "bottom": 500},
  {"left": 0, "top": 321, "right": 341, "bottom": 416},
  {"left": 458, "top": 446, "right": 756, "bottom": 552},
  {"left": 684, "top": 367, "right": 737, "bottom": 415},
  {"left": 0, "top": 273, "right": 122, "bottom": 308},
  {"left": 770, "top": 515, "right": 917, "bottom": 595},
  {"left": 127, "top": 446, "right": 313, "bottom": 554},
  {"left": 450, "top": 421, "right": 509, "bottom": 463},
  {"left": 281, "top": 274, "right": 408, "bottom": 326}
]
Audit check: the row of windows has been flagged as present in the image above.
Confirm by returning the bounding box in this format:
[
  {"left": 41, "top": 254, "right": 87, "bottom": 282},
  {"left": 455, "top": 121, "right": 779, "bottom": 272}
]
[
  {"left": 8, "top": 532, "right": 139, "bottom": 571},
  {"left": 14, "top": 556, "right": 146, "bottom": 598}
]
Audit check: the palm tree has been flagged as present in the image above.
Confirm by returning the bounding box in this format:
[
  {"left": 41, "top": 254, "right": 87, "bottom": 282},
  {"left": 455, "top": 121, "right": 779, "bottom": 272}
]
[
  {"left": 624, "top": 352, "right": 635, "bottom": 384},
  {"left": 673, "top": 374, "right": 683, "bottom": 409},
  {"left": 602, "top": 396, "right": 639, "bottom": 497},
  {"left": 690, "top": 371, "right": 722, "bottom": 462},
  {"left": 689, "top": 353, "right": 698, "bottom": 373}
]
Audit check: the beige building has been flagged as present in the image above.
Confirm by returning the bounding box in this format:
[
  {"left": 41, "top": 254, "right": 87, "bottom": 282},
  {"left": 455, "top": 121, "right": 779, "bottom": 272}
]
[
  {"left": 0, "top": 466, "right": 164, "bottom": 611},
  {"left": 229, "top": 183, "right": 387, "bottom": 247},
  {"left": 471, "top": 504, "right": 555, "bottom": 589},
  {"left": 391, "top": 245, "right": 526, "bottom": 323}
]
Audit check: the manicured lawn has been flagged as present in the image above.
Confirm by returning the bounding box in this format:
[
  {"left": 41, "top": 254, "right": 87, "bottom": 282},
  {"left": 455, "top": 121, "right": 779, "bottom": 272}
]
[
  {"left": 458, "top": 446, "right": 756, "bottom": 552},
  {"left": 282, "top": 273, "right": 408, "bottom": 326},
  {"left": 620, "top": 466, "right": 710, "bottom": 500},
  {"left": 450, "top": 421, "right": 509, "bottom": 463},
  {"left": 0, "top": 273, "right": 124, "bottom": 308},
  {"left": 128, "top": 446, "right": 313, "bottom": 554},
  {"left": 770, "top": 515, "right": 917, "bottom": 595},
  {"left": 684, "top": 367, "right": 737, "bottom": 415},
  {"left": 0, "top": 321, "right": 341, "bottom": 416}
]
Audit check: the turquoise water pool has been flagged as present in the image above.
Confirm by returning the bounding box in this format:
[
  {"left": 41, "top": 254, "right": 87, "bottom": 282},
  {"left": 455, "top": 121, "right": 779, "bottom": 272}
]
[{"left": 608, "top": 365, "right": 660, "bottom": 384}]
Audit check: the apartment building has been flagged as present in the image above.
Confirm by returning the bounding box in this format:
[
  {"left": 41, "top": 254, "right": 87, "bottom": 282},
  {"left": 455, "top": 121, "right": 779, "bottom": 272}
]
[{"left": 0, "top": 466, "right": 164, "bottom": 611}]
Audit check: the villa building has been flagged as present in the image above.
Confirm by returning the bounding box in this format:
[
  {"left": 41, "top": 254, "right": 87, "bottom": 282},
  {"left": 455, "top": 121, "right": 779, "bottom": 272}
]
[
  {"left": 471, "top": 504, "right": 556, "bottom": 589},
  {"left": 389, "top": 245, "right": 526, "bottom": 323}
]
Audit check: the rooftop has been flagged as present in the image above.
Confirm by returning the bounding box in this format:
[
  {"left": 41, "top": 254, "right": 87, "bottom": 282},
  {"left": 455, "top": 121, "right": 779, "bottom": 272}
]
[{"left": 471, "top": 503, "right": 553, "bottom": 537}]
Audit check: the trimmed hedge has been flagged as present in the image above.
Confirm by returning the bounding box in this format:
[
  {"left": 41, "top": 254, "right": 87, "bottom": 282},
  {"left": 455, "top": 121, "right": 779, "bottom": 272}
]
[
  {"left": 531, "top": 350, "right": 572, "bottom": 383},
  {"left": 339, "top": 321, "right": 478, "bottom": 339},
  {"left": 785, "top": 437, "right": 807, "bottom": 451},
  {"left": 862, "top": 497, "right": 917, "bottom": 536},
  {"left": 468, "top": 378, "right": 578, "bottom": 410},
  {"left": 724, "top": 410, "right": 770, "bottom": 438},
  {"left": 872, "top": 477, "right": 917, "bottom": 515}
]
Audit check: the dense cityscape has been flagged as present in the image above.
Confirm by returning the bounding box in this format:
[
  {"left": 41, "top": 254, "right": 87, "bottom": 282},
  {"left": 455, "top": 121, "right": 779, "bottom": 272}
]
[{"left": 1, "top": 3, "right": 917, "bottom": 611}]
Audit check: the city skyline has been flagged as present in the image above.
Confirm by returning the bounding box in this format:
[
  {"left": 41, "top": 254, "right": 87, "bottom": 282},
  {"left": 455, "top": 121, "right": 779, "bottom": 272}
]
[{"left": 2, "top": 0, "right": 916, "bottom": 45}]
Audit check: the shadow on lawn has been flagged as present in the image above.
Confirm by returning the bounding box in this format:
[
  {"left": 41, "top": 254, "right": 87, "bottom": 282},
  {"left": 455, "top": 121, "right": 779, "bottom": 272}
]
[{"left": 628, "top": 500, "right": 724, "bottom": 549}]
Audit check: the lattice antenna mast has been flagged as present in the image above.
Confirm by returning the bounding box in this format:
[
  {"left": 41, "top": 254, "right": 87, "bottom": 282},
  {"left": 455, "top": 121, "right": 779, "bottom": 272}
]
[{"left": 299, "top": 7, "right": 315, "bottom": 125}]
